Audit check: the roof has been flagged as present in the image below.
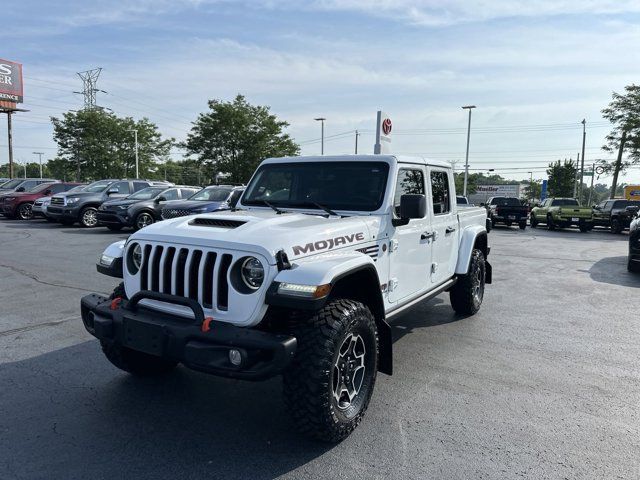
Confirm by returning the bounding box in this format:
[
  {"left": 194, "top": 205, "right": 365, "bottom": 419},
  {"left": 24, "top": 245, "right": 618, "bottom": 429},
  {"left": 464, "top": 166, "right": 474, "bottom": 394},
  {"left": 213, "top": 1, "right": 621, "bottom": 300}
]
[{"left": 262, "top": 154, "right": 453, "bottom": 169}]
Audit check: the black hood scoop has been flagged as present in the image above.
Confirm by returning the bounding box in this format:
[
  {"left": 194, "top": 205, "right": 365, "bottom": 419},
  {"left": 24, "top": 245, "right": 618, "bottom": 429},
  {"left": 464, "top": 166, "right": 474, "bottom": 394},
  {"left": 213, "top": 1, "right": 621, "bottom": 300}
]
[{"left": 189, "top": 217, "right": 247, "bottom": 228}]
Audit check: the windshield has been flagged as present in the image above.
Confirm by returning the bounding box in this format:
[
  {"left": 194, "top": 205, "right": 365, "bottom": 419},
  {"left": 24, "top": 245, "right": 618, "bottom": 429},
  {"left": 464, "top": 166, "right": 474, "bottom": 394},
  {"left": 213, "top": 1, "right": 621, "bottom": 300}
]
[
  {"left": 551, "top": 199, "right": 579, "bottom": 206},
  {"left": 189, "top": 187, "right": 232, "bottom": 202},
  {"left": 29, "top": 182, "right": 56, "bottom": 193},
  {"left": 0, "top": 179, "right": 25, "bottom": 189},
  {"left": 82, "top": 180, "right": 115, "bottom": 193},
  {"left": 127, "top": 187, "right": 167, "bottom": 200},
  {"left": 491, "top": 197, "right": 521, "bottom": 206},
  {"left": 68, "top": 185, "right": 86, "bottom": 193},
  {"left": 243, "top": 161, "right": 390, "bottom": 211}
]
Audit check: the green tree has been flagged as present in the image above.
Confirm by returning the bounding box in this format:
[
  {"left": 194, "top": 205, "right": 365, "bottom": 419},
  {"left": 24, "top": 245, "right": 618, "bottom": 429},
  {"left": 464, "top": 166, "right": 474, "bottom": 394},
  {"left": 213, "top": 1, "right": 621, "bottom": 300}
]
[
  {"left": 184, "top": 95, "right": 299, "bottom": 183},
  {"left": 546, "top": 159, "right": 577, "bottom": 197},
  {"left": 601, "top": 85, "right": 640, "bottom": 171},
  {"left": 51, "top": 109, "right": 173, "bottom": 181},
  {"left": 522, "top": 179, "right": 541, "bottom": 201}
]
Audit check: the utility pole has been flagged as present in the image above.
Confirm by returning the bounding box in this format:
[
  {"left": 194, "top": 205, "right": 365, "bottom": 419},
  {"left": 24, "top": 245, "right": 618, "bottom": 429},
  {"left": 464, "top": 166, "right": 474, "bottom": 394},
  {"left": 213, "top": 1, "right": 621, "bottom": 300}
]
[
  {"left": 578, "top": 119, "right": 586, "bottom": 199},
  {"left": 573, "top": 153, "right": 580, "bottom": 198},
  {"left": 128, "top": 129, "right": 139, "bottom": 178},
  {"left": 354, "top": 129, "right": 360, "bottom": 154},
  {"left": 528, "top": 171, "right": 533, "bottom": 203},
  {"left": 7, "top": 111, "right": 13, "bottom": 179},
  {"left": 33, "top": 152, "right": 44, "bottom": 179},
  {"left": 588, "top": 163, "right": 595, "bottom": 206},
  {"left": 74, "top": 68, "right": 103, "bottom": 110},
  {"left": 610, "top": 130, "right": 627, "bottom": 199},
  {"left": 461, "top": 105, "right": 476, "bottom": 197},
  {"left": 314, "top": 117, "right": 326, "bottom": 155}
]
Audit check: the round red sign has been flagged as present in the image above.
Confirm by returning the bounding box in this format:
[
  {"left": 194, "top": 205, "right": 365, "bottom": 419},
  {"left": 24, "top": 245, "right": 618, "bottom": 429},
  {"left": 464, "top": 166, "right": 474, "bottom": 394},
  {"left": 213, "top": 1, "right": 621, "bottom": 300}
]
[{"left": 382, "top": 118, "right": 392, "bottom": 135}]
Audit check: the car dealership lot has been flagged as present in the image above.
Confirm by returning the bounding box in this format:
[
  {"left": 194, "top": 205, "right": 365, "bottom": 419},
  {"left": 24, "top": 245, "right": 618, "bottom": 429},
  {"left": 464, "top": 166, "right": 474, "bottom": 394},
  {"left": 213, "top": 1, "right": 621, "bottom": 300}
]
[{"left": 1, "top": 220, "right": 638, "bottom": 479}]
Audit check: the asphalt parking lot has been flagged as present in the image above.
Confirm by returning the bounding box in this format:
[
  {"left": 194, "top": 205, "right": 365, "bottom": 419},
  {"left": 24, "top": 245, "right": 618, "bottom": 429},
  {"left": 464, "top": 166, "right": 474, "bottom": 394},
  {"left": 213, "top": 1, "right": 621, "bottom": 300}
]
[{"left": 1, "top": 219, "right": 639, "bottom": 479}]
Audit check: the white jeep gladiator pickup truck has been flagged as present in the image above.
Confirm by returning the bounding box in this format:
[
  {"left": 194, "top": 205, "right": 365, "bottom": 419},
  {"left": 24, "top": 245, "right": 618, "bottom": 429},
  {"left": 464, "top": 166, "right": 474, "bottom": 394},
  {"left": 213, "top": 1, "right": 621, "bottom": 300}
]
[{"left": 81, "top": 154, "right": 491, "bottom": 442}]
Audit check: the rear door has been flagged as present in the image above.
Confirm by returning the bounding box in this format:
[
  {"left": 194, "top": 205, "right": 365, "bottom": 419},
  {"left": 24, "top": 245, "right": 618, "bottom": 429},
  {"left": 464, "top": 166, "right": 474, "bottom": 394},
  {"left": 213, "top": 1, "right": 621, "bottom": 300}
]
[
  {"left": 428, "top": 168, "right": 458, "bottom": 285},
  {"left": 388, "top": 165, "right": 432, "bottom": 303}
]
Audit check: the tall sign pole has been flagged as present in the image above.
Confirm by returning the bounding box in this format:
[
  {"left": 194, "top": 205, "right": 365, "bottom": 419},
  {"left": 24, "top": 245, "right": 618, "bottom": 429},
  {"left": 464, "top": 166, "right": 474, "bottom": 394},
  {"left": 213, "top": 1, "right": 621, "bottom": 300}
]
[
  {"left": 374, "top": 111, "right": 392, "bottom": 154},
  {"left": 462, "top": 105, "right": 476, "bottom": 197},
  {"left": 0, "top": 59, "right": 26, "bottom": 179}
]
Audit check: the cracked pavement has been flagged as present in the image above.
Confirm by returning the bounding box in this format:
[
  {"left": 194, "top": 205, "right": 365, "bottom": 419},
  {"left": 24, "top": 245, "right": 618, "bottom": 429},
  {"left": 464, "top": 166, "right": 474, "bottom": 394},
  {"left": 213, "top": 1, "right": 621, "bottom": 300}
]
[{"left": 1, "top": 219, "right": 639, "bottom": 479}]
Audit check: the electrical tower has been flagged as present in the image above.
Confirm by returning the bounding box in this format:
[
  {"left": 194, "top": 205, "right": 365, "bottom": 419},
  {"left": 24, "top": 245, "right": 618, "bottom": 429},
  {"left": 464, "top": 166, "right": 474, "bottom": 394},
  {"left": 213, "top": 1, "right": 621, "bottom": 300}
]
[{"left": 75, "top": 68, "right": 103, "bottom": 109}]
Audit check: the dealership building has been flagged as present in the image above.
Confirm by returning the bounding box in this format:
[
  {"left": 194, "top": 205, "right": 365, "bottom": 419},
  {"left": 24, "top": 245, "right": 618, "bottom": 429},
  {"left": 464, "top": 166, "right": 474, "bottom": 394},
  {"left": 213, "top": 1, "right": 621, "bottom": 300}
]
[{"left": 469, "top": 184, "right": 524, "bottom": 205}]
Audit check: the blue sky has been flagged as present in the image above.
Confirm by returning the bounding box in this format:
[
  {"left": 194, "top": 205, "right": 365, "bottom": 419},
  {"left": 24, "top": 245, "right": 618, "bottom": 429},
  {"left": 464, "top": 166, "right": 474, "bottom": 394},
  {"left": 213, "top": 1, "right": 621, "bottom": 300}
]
[{"left": 4, "top": 0, "right": 640, "bottom": 184}]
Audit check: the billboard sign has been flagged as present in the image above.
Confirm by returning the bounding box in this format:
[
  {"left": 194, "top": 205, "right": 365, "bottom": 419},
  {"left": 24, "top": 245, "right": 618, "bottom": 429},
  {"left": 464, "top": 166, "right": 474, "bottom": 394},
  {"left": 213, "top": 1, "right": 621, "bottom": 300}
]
[
  {"left": 0, "top": 59, "right": 24, "bottom": 104},
  {"left": 374, "top": 110, "right": 392, "bottom": 154},
  {"left": 475, "top": 184, "right": 520, "bottom": 197}
]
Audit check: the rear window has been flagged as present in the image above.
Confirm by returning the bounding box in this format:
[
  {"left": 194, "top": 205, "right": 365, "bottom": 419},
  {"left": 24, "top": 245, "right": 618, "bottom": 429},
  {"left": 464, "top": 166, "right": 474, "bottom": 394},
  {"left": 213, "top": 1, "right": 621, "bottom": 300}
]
[
  {"left": 491, "top": 197, "right": 521, "bottom": 206},
  {"left": 551, "top": 199, "right": 579, "bottom": 206},
  {"left": 614, "top": 200, "right": 640, "bottom": 209}
]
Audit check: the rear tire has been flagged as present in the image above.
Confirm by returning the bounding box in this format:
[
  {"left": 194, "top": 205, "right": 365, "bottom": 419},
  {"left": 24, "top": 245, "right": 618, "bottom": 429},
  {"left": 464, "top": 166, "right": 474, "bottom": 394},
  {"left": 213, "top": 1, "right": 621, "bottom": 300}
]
[
  {"left": 579, "top": 223, "right": 589, "bottom": 233},
  {"left": 519, "top": 222, "right": 526, "bottom": 230},
  {"left": 450, "top": 249, "right": 485, "bottom": 315},
  {"left": 547, "top": 215, "right": 556, "bottom": 231},
  {"left": 135, "top": 211, "right": 155, "bottom": 230},
  {"left": 611, "top": 218, "right": 623, "bottom": 234},
  {"left": 628, "top": 259, "right": 640, "bottom": 273},
  {"left": 283, "top": 299, "right": 378, "bottom": 443},
  {"left": 530, "top": 214, "right": 538, "bottom": 228}
]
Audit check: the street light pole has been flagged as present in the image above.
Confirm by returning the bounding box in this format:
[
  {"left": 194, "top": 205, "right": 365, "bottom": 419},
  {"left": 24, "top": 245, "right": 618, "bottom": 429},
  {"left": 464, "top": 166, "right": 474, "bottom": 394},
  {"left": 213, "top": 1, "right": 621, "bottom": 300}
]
[
  {"left": 461, "top": 105, "right": 476, "bottom": 197},
  {"left": 33, "top": 152, "right": 44, "bottom": 179},
  {"left": 528, "top": 171, "right": 533, "bottom": 203},
  {"left": 578, "top": 119, "right": 586, "bottom": 199},
  {"left": 314, "top": 117, "right": 326, "bottom": 155},
  {"left": 128, "top": 129, "right": 139, "bottom": 178}
]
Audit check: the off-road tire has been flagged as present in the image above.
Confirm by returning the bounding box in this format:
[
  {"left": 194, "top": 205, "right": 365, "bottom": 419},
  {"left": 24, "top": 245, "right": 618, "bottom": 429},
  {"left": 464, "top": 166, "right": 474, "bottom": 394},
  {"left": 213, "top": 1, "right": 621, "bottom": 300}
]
[
  {"left": 283, "top": 299, "right": 378, "bottom": 443},
  {"left": 547, "top": 215, "right": 556, "bottom": 231},
  {"left": 79, "top": 206, "right": 99, "bottom": 228},
  {"left": 628, "top": 259, "right": 640, "bottom": 273},
  {"left": 491, "top": 218, "right": 496, "bottom": 228},
  {"left": 486, "top": 218, "right": 492, "bottom": 232},
  {"left": 530, "top": 214, "right": 538, "bottom": 228},
  {"left": 107, "top": 225, "right": 123, "bottom": 231},
  {"left": 611, "top": 218, "right": 623, "bottom": 234},
  {"left": 450, "top": 249, "right": 486, "bottom": 315},
  {"left": 519, "top": 221, "right": 526, "bottom": 230},
  {"left": 100, "top": 340, "right": 178, "bottom": 376}
]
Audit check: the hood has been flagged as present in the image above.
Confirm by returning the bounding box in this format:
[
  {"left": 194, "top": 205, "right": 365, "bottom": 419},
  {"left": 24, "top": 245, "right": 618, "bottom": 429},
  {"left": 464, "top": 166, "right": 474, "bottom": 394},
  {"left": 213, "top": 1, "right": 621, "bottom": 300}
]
[
  {"left": 132, "top": 208, "right": 381, "bottom": 263},
  {"left": 54, "top": 191, "right": 102, "bottom": 199}
]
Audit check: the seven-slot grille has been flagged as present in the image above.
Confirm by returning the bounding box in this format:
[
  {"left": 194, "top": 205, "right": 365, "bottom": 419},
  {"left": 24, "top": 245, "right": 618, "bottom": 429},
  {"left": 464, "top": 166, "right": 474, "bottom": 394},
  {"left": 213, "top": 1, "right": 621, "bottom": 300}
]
[
  {"left": 136, "top": 243, "right": 234, "bottom": 311},
  {"left": 51, "top": 197, "right": 65, "bottom": 206},
  {"left": 162, "top": 208, "right": 193, "bottom": 219}
]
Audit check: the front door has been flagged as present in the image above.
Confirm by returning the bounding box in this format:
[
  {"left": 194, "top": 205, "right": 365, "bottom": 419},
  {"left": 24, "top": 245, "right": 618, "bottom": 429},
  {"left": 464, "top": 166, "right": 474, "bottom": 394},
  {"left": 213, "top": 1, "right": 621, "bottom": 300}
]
[
  {"left": 388, "top": 166, "right": 432, "bottom": 303},
  {"left": 428, "top": 168, "right": 458, "bottom": 285}
]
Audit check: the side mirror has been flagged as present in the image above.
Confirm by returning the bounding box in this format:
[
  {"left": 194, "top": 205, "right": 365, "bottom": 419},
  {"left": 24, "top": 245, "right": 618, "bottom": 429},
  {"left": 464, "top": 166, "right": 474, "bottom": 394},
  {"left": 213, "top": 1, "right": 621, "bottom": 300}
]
[
  {"left": 393, "top": 194, "right": 426, "bottom": 227},
  {"left": 480, "top": 202, "right": 485, "bottom": 207},
  {"left": 154, "top": 196, "right": 166, "bottom": 204},
  {"left": 44, "top": 189, "right": 52, "bottom": 196},
  {"left": 106, "top": 188, "right": 119, "bottom": 195},
  {"left": 16, "top": 187, "right": 25, "bottom": 192}
]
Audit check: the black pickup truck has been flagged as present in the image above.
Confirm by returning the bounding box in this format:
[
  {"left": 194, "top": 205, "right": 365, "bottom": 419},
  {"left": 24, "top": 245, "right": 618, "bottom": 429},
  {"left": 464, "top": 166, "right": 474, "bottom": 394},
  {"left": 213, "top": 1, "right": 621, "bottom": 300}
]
[
  {"left": 593, "top": 199, "right": 640, "bottom": 233},
  {"left": 484, "top": 196, "right": 529, "bottom": 230}
]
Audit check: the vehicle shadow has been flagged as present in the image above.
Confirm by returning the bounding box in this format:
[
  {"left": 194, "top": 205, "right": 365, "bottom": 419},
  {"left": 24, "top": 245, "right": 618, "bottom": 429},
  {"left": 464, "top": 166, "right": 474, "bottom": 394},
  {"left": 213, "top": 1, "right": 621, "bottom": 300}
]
[
  {"left": 389, "top": 297, "right": 464, "bottom": 344},
  {"left": 0, "top": 341, "right": 331, "bottom": 480},
  {"left": 587, "top": 256, "right": 640, "bottom": 288}
]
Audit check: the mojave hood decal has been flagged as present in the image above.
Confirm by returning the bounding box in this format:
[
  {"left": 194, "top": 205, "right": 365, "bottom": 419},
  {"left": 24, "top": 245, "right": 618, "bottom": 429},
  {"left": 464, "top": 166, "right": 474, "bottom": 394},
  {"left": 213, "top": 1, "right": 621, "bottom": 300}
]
[{"left": 292, "top": 232, "right": 365, "bottom": 256}]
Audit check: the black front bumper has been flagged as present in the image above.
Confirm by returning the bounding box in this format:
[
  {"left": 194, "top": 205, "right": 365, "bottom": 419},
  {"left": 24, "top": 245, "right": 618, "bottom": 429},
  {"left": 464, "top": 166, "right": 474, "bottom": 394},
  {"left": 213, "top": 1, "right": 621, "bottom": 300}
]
[
  {"left": 47, "top": 205, "right": 81, "bottom": 221},
  {"left": 97, "top": 211, "right": 130, "bottom": 227},
  {"left": 80, "top": 291, "right": 297, "bottom": 380}
]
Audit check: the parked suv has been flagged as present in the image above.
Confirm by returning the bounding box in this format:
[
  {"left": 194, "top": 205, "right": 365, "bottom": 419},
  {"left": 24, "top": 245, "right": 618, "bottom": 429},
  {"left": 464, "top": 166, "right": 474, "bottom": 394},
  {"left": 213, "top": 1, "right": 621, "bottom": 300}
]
[
  {"left": 530, "top": 198, "right": 593, "bottom": 232},
  {"left": 48, "top": 179, "right": 172, "bottom": 227},
  {"left": 2, "top": 182, "right": 82, "bottom": 219},
  {"left": 81, "top": 155, "right": 492, "bottom": 442},
  {"left": 161, "top": 185, "right": 244, "bottom": 219},
  {"left": 33, "top": 184, "right": 87, "bottom": 221},
  {"left": 98, "top": 185, "right": 200, "bottom": 231},
  {"left": 593, "top": 199, "right": 640, "bottom": 233}
]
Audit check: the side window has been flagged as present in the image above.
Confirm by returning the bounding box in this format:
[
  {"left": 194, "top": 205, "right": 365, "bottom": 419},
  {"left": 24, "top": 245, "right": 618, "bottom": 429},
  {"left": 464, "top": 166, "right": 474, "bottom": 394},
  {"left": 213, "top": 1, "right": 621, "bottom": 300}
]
[
  {"left": 22, "top": 181, "right": 37, "bottom": 190},
  {"left": 162, "top": 189, "right": 179, "bottom": 200},
  {"left": 50, "top": 184, "right": 67, "bottom": 194},
  {"left": 180, "top": 188, "right": 198, "bottom": 198},
  {"left": 597, "top": 201, "right": 606, "bottom": 209},
  {"left": 111, "top": 182, "right": 131, "bottom": 194},
  {"left": 393, "top": 169, "right": 425, "bottom": 216},
  {"left": 133, "top": 182, "right": 148, "bottom": 192},
  {"left": 430, "top": 170, "right": 451, "bottom": 215},
  {"left": 604, "top": 201, "right": 613, "bottom": 211}
]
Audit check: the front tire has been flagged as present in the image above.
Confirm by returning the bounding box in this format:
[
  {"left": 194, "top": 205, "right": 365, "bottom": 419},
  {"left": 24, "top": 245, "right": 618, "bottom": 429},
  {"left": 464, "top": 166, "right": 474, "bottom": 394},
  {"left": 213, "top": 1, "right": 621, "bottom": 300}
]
[
  {"left": 450, "top": 249, "right": 486, "bottom": 315},
  {"left": 17, "top": 203, "right": 33, "bottom": 220},
  {"left": 519, "top": 221, "right": 526, "bottom": 230},
  {"left": 547, "top": 215, "right": 556, "bottom": 231},
  {"left": 283, "top": 299, "right": 378, "bottom": 443},
  {"left": 628, "top": 258, "right": 640, "bottom": 273},
  {"left": 579, "top": 223, "right": 589, "bottom": 233},
  {"left": 530, "top": 214, "right": 538, "bottom": 228},
  {"left": 79, "top": 206, "right": 98, "bottom": 228},
  {"left": 611, "top": 218, "right": 623, "bottom": 234},
  {"left": 135, "top": 211, "right": 155, "bottom": 230}
]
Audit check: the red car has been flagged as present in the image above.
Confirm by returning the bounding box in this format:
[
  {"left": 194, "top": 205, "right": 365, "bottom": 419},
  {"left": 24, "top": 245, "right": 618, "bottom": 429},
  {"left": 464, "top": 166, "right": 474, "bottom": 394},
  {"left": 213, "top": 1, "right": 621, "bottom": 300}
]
[{"left": 2, "top": 182, "right": 83, "bottom": 220}]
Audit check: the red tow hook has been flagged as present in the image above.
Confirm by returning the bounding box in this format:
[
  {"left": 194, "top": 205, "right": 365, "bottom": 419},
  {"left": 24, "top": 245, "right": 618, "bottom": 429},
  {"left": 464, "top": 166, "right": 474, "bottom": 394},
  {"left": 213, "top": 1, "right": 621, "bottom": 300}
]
[
  {"left": 201, "top": 317, "right": 214, "bottom": 333},
  {"left": 110, "top": 297, "right": 123, "bottom": 311}
]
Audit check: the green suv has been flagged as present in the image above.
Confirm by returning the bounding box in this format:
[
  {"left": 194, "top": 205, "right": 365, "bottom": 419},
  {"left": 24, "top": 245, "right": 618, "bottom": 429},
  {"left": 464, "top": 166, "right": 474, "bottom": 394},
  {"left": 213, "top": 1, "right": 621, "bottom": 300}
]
[{"left": 530, "top": 198, "right": 593, "bottom": 232}]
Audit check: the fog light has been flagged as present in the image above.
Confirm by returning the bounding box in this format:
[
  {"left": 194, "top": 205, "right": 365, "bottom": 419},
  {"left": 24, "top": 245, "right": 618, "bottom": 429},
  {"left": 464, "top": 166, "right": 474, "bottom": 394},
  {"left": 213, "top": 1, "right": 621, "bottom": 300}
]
[{"left": 229, "top": 349, "right": 242, "bottom": 366}]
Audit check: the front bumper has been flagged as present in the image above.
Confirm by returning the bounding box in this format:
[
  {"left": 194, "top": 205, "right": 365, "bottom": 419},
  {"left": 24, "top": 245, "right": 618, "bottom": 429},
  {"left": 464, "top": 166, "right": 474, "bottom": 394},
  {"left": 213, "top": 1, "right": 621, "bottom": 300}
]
[
  {"left": 47, "top": 205, "right": 81, "bottom": 221},
  {"left": 32, "top": 204, "right": 48, "bottom": 217},
  {"left": 80, "top": 291, "right": 297, "bottom": 380},
  {"left": 1, "top": 203, "right": 17, "bottom": 216},
  {"left": 97, "top": 210, "right": 130, "bottom": 227},
  {"left": 629, "top": 230, "right": 640, "bottom": 259}
]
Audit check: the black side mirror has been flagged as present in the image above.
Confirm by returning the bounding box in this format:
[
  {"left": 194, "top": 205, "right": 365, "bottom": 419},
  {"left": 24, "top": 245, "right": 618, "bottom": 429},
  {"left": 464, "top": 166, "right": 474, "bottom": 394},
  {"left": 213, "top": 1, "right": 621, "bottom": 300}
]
[
  {"left": 106, "top": 188, "right": 119, "bottom": 195},
  {"left": 480, "top": 202, "right": 485, "bottom": 207},
  {"left": 155, "top": 196, "right": 166, "bottom": 203},
  {"left": 44, "top": 189, "right": 52, "bottom": 195},
  {"left": 16, "top": 187, "right": 25, "bottom": 192},
  {"left": 393, "top": 194, "right": 426, "bottom": 226}
]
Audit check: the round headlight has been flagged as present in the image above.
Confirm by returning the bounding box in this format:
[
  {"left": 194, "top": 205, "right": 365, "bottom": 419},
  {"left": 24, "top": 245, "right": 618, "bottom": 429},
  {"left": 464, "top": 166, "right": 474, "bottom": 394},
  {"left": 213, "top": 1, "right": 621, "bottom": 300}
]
[
  {"left": 127, "top": 243, "right": 142, "bottom": 274},
  {"left": 241, "top": 257, "right": 264, "bottom": 289}
]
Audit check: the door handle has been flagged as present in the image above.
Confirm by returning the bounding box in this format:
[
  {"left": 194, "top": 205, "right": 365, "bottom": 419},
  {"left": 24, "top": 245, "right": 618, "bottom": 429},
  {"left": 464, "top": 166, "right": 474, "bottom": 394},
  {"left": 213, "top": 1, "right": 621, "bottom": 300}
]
[
  {"left": 445, "top": 226, "right": 456, "bottom": 234},
  {"left": 421, "top": 231, "right": 436, "bottom": 241}
]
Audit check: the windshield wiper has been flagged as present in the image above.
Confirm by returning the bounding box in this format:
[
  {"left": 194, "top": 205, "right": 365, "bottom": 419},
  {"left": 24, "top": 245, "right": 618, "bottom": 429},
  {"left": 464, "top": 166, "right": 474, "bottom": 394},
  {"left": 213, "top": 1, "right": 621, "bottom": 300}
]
[
  {"left": 259, "top": 199, "right": 285, "bottom": 214},
  {"left": 307, "top": 201, "right": 339, "bottom": 217}
]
